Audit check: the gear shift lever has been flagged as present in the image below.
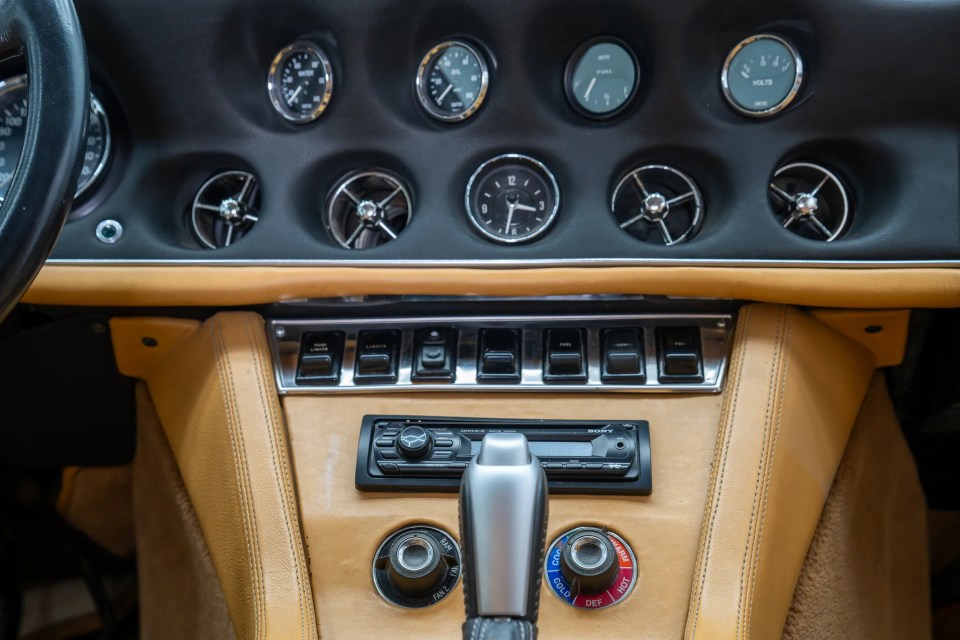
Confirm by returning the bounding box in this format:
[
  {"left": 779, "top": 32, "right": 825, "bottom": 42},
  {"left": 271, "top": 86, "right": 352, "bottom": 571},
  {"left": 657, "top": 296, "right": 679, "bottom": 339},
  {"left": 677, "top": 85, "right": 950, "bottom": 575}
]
[{"left": 459, "top": 433, "right": 549, "bottom": 639}]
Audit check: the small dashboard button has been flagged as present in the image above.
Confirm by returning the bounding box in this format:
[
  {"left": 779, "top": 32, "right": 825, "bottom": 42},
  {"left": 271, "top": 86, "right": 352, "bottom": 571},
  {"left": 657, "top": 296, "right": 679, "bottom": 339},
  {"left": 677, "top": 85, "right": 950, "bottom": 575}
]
[
  {"left": 413, "top": 327, "right": 457, "bottom": 382},
  {"left": 296, "top": 332, "right": 345, "bottom": 385},
  {"left": 355, "top": 330, "right": 401, "bottom": 383},
  {"left": 478, "top": 329, "right": 521, "bottom": 383},
  {"left": 543, "top": 329, "right": 587, "bottom": 382},
  {"left": 601, "top": 328, "right": 645, "bottom": 383},
  {"left": 657, "top": 326, "right": 704, "bottom": 383}
]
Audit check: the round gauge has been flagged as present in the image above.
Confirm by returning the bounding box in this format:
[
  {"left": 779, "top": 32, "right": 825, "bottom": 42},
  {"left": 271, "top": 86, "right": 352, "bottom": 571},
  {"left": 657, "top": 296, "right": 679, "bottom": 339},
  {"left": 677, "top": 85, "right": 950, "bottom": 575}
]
[
  {"left": 465, "top": 154, "right": 560, "bottom": 244},
  {"left": 415, "top": 40, "right": 489, "bottom": 122},
  {"left": 565, "top": 37, "right": 639, "bottom": 119},
  {"left": 267, "top": 41, "right": 334, "bottom": 124},
  {"left": 0, "top": 74, "right": 111, "bottom": 202},
  {"left": 721, "top": 34, "right": 803, "bottom": 117}
]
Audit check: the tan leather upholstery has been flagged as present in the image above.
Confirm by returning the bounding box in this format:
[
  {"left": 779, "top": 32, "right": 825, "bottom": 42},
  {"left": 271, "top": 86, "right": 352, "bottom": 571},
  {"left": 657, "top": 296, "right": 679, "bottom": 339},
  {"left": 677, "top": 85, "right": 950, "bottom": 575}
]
[
  {"left": 58, "top": 464, "right": 135, "bottom": 558},
  {"left": 685, "top": 305, "right": 876, "bottom": 640},
  {"left": 134, "top": 384, "right": 237, "bottom": 640},
  {"left": 110, "top": 317, "right": 201, "bottom": 379},
  {"left": 141, "top": 312, "right": 318, "bottom": 640},
  {"left": 782, "top": 374, "right": 931, "bottom": 640},
  {"left": 26, "top": 264, "right": 960, "bottom": 308},
  {"left": 284, "top": 391, "right": 725, "bottom": 639}
]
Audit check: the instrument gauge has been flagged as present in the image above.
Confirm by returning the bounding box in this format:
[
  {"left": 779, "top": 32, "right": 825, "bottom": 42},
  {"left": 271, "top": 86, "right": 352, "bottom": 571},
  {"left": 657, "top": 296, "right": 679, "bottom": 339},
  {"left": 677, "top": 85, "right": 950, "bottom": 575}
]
[
  {"left": 721, "top": 34, "right": 803, "bottom": 117},
  {"left": 415, "top": 40, "right": 489, "bottom": 122},
  {"left": 465, "top": 154, "right": 560, "bottom": 244},
  {"left": 267, "top": 41, "right": 334, "bottom": 124},
  {"left": 565, "top": 37, "right": 640, "bottom": 119},
  {"left": 0, "top": 74, "right": 112, "bottom": 202}
]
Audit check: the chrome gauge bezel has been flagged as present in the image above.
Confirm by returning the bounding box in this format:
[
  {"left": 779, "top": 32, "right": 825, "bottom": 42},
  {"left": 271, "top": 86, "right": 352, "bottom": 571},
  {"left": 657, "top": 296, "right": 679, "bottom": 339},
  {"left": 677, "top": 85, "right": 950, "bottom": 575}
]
[
  {"left": 0, "top": 74, "right": 112, "bottom": 201},
  {"left": 76, "top": 94, "right": 112, "bottom": 198},
  {"left": 720, "top": 33, "right": 804, "bottom": 118},
  {"left": 267, "top": 40, "right": 334, "bottom": 124},
  {"left": 415, "top": 39, "right": 490, "bottom": 123},
  {"left": 464, "top": 153, "right": 561, "bottom": 245},
  {"left": 564, "top": 36, "right": 641, "bottom": 121}
]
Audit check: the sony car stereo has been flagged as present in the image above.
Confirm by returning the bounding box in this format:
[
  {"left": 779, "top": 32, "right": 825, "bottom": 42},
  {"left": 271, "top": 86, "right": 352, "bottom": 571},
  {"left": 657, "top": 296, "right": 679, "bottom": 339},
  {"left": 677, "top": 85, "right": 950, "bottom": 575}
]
[{"left": 355, "top": 415, "right": 652, "bottom": 495}]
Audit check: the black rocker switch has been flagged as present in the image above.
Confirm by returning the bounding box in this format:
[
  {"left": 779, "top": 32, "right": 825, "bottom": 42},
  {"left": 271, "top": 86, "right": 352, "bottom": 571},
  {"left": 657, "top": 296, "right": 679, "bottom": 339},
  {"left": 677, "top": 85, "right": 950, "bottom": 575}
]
[
  {"left": 602, "top": 328, "right": 645, "bottom": 383},
  {"left": 543, "top": 329, "right": 586, "bottom": 382},
  {"left": 296, "top": 331, "right": 345, "bottom": 385},
  {"left": 657, "top": 326, "right": 704, "bottom": 383},
  {"left": 355, "top": 330, "right": 401, "bottom": 383},
  {"left": 413, "top": 327, "right": 457, "bottom": 382},
  {"left": 477, "top": 329, "right": 521, "bottom": 383}
]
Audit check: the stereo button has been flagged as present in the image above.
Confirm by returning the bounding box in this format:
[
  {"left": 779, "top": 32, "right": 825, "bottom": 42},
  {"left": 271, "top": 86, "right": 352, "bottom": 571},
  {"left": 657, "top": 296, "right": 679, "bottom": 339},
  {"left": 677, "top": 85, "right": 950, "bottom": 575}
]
[{"left": 397, "top": 426, "right": 432, "bottom": 459}]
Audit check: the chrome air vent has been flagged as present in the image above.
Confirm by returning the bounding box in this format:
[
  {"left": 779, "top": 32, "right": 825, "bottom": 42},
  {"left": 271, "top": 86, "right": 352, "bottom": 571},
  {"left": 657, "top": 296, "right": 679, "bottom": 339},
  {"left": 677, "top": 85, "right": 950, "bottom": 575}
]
[
  {"left": 324, "top": 170, "right": 413, "bottom": 250},
  {"left": 190, "top": 171, "right": 261, "bottom": 249},
  {"left": 611, "top": 165, "right": 704, "bottom": 246},
  {"left": 769, "top": 162, "right": 851, "bottom": 242}
]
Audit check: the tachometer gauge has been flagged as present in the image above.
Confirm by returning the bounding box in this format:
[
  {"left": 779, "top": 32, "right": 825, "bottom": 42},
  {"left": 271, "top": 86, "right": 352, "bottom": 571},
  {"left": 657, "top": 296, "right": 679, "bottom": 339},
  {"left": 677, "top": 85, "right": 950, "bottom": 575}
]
[
  {"left": 465, "top": 154, "right": 560, "bottom": 244},
  {"left": 565, "top": 37, "right": 639, "bottom": 119},
  {"left": 267, "top": 41, "right": 334, "bottom": 124},
  {"left": 415, "top": 40, "right": 489, "bottom": 122},
  {"left": 721, "top": 34, "right": 803, "bottom": 117},
  {"left": 0, "top": 74, "right": 112, "bottom": 201}
]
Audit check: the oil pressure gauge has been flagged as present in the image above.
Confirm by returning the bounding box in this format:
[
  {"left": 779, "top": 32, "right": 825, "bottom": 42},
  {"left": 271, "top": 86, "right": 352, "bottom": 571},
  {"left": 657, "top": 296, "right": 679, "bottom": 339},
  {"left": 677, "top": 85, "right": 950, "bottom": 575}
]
[
  {"left": 267, "top": 40, "right": 334, "bottom": 124},
  {"left": 465, "top": 154, "right": 560, "bottom": 244},
  {"left": 415, "top": 40, "right": 489, "bottom": 122},
  {"left": 721, "top": 34, "right": 803, "bottom": 117}
]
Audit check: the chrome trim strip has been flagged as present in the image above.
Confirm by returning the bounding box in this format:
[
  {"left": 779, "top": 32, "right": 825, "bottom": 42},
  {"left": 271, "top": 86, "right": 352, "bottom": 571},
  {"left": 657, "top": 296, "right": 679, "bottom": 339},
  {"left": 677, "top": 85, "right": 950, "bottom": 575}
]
[
  {"left": 268, "top": 313, "right": 733, "bottom": 395},
  {"left": 44, "top": 257, "right": 960, "bottom": 268}
]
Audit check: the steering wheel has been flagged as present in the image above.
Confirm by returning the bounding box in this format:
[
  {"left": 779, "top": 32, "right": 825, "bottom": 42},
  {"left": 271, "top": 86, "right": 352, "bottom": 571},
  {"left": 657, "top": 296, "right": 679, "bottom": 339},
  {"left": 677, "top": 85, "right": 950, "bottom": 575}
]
[{"left": 0, "top": 0, "right": 89, "bottom": 321}]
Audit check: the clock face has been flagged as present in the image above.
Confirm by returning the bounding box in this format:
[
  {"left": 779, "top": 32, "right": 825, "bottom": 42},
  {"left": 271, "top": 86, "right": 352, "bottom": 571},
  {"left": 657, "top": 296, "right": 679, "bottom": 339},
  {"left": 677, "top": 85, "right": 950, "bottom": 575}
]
[{"left": 465, "top": 154, "right": 560, "bottom": 244}]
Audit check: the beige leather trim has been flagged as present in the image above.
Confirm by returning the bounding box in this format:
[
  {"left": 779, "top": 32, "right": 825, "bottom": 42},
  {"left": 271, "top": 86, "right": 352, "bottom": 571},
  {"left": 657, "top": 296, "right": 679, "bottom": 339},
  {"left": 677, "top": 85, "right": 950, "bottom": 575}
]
[
  {"left": 141, "top": 312, "right": 318, "bottom": 640},
  {"left": 685, "top": 305, "right": 876, "bottom": 640},
  {"left": 25, "top": 265, "right": 960, "bottom": 308},
  {"left": 110, "top": 317, "right": 201, "bottom": 379},
  {"left": 809, "top": 309, "right": 910, "bottom": 368}
]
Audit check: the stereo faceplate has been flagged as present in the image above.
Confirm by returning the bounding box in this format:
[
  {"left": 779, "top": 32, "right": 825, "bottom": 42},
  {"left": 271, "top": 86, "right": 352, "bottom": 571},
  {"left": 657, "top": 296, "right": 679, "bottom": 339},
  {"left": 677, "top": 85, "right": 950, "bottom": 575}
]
[{"left": 356, "top": 416, "right": 652, "bottom": 495}]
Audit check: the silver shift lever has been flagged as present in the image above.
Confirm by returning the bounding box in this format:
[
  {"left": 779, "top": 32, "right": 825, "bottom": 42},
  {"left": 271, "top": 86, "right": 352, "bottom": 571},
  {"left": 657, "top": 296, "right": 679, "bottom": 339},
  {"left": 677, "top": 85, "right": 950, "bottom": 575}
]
[{"left": 459, "top": 433, "right": 548, "bottom": 639}]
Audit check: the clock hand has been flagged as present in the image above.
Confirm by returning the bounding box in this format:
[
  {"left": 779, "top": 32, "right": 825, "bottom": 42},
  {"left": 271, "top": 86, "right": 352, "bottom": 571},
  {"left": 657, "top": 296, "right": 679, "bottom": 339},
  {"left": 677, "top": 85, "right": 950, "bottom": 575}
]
[
  {"left": 513, "top": 203, "right": 537, "bottom": 213},
  {"left": 504, "top": 201, "right": 516, "bottom": 232}
]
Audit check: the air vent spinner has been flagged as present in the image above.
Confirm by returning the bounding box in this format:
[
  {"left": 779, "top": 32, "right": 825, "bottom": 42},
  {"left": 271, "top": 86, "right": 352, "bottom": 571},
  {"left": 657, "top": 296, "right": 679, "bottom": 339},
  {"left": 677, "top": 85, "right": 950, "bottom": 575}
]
[
  {"left": 769, "top": 162, "right": 851, "bottom": 242},
  {"left": 190, "top": 171, "right": 260, "bottom": 249},
  {"left": 611, "top": 165, "right": 704, "bottom": 246},
  {"left": 324, "top": 170, "right": 412, "bottom": 250}
]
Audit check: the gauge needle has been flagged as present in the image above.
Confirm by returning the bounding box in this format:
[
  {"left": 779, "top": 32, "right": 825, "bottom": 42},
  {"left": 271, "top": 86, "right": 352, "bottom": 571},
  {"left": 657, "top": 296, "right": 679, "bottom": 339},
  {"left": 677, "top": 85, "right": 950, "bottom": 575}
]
[
  {"left": 584, "top": 77, "right": 597, "bottom": 101},
  {"left": 514, "top": 203, "right": 537, "bottom": 212},
  {"left": 286, "top": 85, "right": 304, "bottom": 106},
  {"left": 437, "top": 83, "right": 454, "bottom": 104},
  {"left": 504, "top": 202, "right": 517, "bottom": 231}
]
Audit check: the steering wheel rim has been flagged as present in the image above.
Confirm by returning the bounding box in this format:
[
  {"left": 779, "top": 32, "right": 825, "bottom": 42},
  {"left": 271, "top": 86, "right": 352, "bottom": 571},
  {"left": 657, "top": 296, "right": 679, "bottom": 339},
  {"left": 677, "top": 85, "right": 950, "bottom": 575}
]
[{"left": 0, "top": 0, "right": 88, "bottom": 321}]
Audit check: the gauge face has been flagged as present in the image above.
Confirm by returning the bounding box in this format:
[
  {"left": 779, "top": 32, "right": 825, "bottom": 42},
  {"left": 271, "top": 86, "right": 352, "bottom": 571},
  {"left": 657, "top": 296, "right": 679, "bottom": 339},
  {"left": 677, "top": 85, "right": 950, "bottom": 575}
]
[
  {"left": 565, "top": 38, "right": 639, "bottom": 119},
  {"left": 0, "top": 74, "right": 111, "bottom": 201},
  {"left": 465, "top": 154, "right": 560, "bottom": 244},
  {"left": 267, "top": 41, "right": 334, "bottom": 123},
  {"left": 416, "top": 40, "right": 489, "bottom": 122},
  {"left": 721, "top": 34, "right": 803, "bottom": 117}
]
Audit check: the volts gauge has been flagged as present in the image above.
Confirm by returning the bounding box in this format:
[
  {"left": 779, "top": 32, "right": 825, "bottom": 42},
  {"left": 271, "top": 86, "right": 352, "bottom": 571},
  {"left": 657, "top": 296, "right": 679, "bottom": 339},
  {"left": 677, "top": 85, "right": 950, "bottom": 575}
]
[
  {"left": 721, "top": 34, "right": 803, "bottom": 117},
  {"left": 267, "top": 41, "right": 334, "bottom": 124},
  {"left": 415, "top": 40, "right": 489, "bottom": 122},
  {"left": 465, "top": 154, "right": 560, "bottom": 244}
]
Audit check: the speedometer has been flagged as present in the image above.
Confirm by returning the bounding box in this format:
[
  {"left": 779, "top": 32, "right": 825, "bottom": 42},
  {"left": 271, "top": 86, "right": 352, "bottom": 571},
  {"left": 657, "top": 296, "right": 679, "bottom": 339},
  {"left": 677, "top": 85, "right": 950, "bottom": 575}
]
[{"left": 0, "top": 74, "right": 111, "bottom": 200}]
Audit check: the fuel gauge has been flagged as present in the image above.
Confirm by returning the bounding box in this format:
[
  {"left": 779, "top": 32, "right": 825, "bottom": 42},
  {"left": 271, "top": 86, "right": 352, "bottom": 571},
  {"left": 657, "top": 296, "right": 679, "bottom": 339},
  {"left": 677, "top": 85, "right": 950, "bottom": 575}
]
[{"left": 565, "top": 37, "right": 639, "bottom": 120}]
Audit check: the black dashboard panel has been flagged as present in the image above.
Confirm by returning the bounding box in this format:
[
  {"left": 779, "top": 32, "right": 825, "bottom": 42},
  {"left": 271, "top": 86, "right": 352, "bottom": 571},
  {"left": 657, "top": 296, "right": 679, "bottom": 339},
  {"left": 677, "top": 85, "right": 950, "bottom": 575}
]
[{"left": 46, "top": 0, "right": 960, "bottom": 265}]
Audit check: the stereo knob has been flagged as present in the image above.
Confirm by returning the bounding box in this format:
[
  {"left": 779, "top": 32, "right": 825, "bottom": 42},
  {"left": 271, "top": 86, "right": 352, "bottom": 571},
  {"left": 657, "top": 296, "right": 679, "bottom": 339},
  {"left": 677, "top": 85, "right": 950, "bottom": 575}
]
[
  {"left": 397, "top": 426, "right": 432, "bottom": 459},
  {"left": 560, "top": 529, "right": 620, "bottom": 595}
]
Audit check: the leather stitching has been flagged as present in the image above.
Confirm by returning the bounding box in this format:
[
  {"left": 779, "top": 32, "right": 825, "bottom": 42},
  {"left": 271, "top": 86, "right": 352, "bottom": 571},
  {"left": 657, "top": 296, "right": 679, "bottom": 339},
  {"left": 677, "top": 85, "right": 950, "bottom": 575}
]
[
  {"left": 242, "top": 315, "right": 317, "bottom": 640},
  {"left": 688, "top": 305, "right": 755, "bottom": 639},
  {"left": 736, "top": 307, "right": 786, "bottom": 640},
  {"left": 211, "top": 318, "right": 265, "bottom": 639},
  {"left": 745, "top": 309, "right": 793, "bottom": 638}
]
